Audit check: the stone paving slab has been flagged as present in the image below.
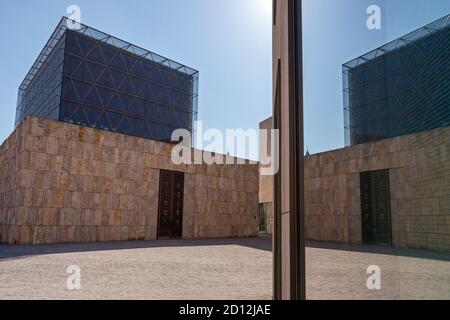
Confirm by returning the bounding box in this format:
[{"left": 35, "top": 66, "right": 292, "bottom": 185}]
[{"left": 0, "top": 236, "right": 449, "bottom": 300}]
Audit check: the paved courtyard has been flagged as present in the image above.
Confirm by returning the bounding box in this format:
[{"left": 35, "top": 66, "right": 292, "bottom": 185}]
[{"left": 0, "top": 236, "right": 449, "bottom": 300}]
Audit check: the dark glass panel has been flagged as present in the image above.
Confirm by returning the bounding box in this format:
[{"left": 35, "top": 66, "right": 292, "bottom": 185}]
[
  {"left": 108, "top": 94, "right": 124, "bottom": 113},
  {"left": 158, "top": 105, "right": 172, "bottom": 123},
  {"left": 83, "top": 106, "right": 102, "bottom": 126},
  {"left": 59, "top": 100, "right": 79, "bottom": 121},
  {"left": 118, "top": 117, "right": 135, "bottom": 136},
  {"left": 164, "top": 73, "right": 178, "bottom": 89},
  {"left": 61, "top": 78, "right": 80, "bottom": 100},
  {"left": 110, "top": 53, "right": 127, "bottom": 71},
  {"left": 87, "top": 45, "right": 105, "bottom": 64},
  {"left": 122, "top": 53, "right": 137, "bottom": 72},
  {"left": 129, "top": 99, "right": 144, "bottom": 118},
  {"left": 86, "top": 61, "right": 105, "bottom": 82},
  {"left": 148, "top": 66, "right": 162, "bottom": 83},
  {"left": 73, "top": 80, "right": 92, "bottom": 101},
  {"left": 100, "top": 45, "right": 117, "bottom": 65},
  {"left": 131, "top": 77, "right": 146, "bottom": 95},
  {"left": 64, "top": 55, "right": 82, "bottom": 76},
  {"left": 69, "top": 105, "right": 88, "bottom": 124},
  {"left": 72, "top": 61, "right": 94, "bottom": 82},
  {"left": 158, "top": 87, "right": 171, "bottom": 105},
  {"left": 107, "top": 111, "right": 123, "bottom": 130},
  {"left": 149, "top": 104, "right": 164, "bottom": 122},
  {"left": 77, "top": 33, "right": 96, "bottom": 57},
  {"left": 141, "top": 82, "right": 156, "bottom": 100},
  {"left": 143, "top": 63, "right": 156, "bottom": 80},
  {"left": 109, "top": 69, "right": 127, "bottom": 89},
  {"left": 133, "top": 118, "right": 147, "bottom": 137},
  {"left": 141, "top": 100, "right": 156, "bottom": 120},
  {"left": 156, "top": 124, "right": 175, "bottom": 141},
  {"left": 83, "top": 87, "right": 102, "bottom": 106},
  {"left": 65, "top": 31, "right": 82, "bottom": 56},
  {"left": 95, "top": 111, "right": 111, "bottom": 131},
  {"left": 130, "top": 60, "right": 146, "bottom": 78},
  {"left": 118, "top": 77, "right": 135, "bottom": 95},
  {"left": 96, "top": 86, "right": 115, "bottom": 106},
  {"left": 118, "top": 93, "right": 135, "bottom": 114},
  {"left": 173, "top": 110, "right": 190, "bottom": 128},
  {"left": 97, "top": 69, "right": 115, "bottom": 88}
]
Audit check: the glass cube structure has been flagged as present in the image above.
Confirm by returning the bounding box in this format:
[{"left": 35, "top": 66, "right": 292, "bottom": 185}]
[
  {"left": 16, "top": 17, "right": 199, "bottom": 141},
  {"left": 343, "top": 14, "right": 450, "bottom": 146}
]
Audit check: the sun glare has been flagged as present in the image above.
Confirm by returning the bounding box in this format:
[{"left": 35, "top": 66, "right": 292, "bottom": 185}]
[{"left": 258, "top": 0, "right": 273, "bottom": 18}]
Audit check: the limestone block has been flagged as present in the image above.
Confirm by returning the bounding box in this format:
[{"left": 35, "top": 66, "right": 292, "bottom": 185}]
[
  {"left": 82, "top": 143, "right": 95, "bottom": 160},
  {"left": 45, "top": 136, "right": 58, "bottom": 155},
  {"left": 101, "top": 210, "right": 110, "bottom": 226},
  {"left": 26, "top": 208, "right": 38, "bottom": 225},
  {"left": 16, "top": 207, "right": 28, "bottom": 226},
  {"left": 81, "top": 192, "right": 92, "bottom": 209},
  {"left": 82, "top": 209, "right": 94, "bottom": 226},
  {"left": 182, "top": 224, "right": 194, "bottom": 239},
  {"left": 198, "top": 226, "right": 207, "bottom": 238},
  {"left": 136, "top": 226, "right": 145, "bottom": 240},
  {"left": 32, "top": 152, "right": 48, "bottom": 171},
  {"left": 120, "top": 226, "right": 129, "bottom": 241},
  {"left": 96, "top": 226, "right": 110, "bottom": 242},
  {"left": 101, "top": 145, "right": 116, "bottom": 162},
  {"left": 126, "top": 211, "right": 137, "bottom": 225},
  {"left": 31, "top": 189, "right": 44, "bottom": 207},
  {"left": 18, "top": 169, "right": 34, "bottom": 188},
  {"left": 145, "top": 225, "right": 157, "bottom": 240},
  {"left": 103, "top": 131, "right": 117, "bottom": 147},
  {"left": 51, "top": 190, "right": 65, "bottom": 208},
  {"left": 59, "top": 208, "right": 73, "bottom": 226},
  {"left": 128, "top": 226, "right": 137, "bottom": 240},
  {"left": 73, "top": 208, "right": 83, "bottom": 226}
]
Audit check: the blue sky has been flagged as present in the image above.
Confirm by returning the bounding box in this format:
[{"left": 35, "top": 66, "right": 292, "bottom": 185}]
[
  {"left": 0, "top": 0, "right": 448, "bottom": 158},
  {"left": 302, "top": 0, "right": 449, "bottom": 154}
]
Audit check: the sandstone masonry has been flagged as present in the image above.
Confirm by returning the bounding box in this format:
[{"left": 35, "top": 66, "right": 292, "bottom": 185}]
[
  {"left": 0, "top": 117, "right": 259, "bottom": 245},
  {"left": 259, "top": 125, "right": 450, "bottom": 252}
]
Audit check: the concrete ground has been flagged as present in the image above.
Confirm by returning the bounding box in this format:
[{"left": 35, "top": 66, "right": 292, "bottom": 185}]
[{"left": 0, "top": 236, "right": 449, "bottom": 300}]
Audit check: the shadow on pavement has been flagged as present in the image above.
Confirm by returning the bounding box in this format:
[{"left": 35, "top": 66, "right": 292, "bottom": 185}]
[
  {"left": 1, "top": 236, "right": 448, "bottom": 262},
  {"left": 306, "top": 240, "right": 450, "bottom": 262},
  {"left": 0, "top": 236, "right": 273, "bottom": 261}
]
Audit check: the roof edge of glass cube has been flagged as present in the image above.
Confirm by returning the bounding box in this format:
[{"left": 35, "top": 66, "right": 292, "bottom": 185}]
[
  {"left": 343, "top": 13, "right": 450, "bottom": 70},
  {"left": 19, "top": 17, "right": 199, "bottom": 92}
]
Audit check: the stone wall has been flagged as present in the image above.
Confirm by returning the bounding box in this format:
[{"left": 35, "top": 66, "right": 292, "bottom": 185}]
[
  {"left": 304, "top": 126, "right": 450, "bottom": 252},
  {"left": 0, "top": 125, "right": 23, "bottom": 244},
  {"left": 0, "top": 117, "right": 259, "bottom": 245},
  {"left": 258, "top": 119, "right": 450, "bottom": 252}
]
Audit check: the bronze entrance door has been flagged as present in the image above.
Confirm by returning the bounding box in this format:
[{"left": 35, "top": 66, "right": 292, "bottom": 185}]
[
  {"left": 360, "top": 170, "right": 393, "bottom": 246},
  {"left": 157, "top": 170, "right": 185, "bottom": 239}
]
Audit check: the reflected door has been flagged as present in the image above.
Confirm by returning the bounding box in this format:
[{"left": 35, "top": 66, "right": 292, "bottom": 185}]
[{"left": 360, "top": 170, "right": 392, "bottom": 246}]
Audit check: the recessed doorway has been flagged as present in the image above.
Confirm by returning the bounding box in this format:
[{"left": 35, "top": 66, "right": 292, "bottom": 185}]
[
  {"left": 157, "top": 170, "right": 185, "bottom": 239},
  {"left": 360, "top": 170, "right": 393, "bottom": 246}
]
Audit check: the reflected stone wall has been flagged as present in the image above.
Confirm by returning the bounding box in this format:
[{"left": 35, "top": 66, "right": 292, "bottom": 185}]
[{"left": 260, "top": 122, "right": 450, "bottom": 252}]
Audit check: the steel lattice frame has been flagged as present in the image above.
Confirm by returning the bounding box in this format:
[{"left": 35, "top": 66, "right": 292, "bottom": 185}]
[
  {"left": 343, "top": 14, "right": 450, "bottom": 146},
  {"left": 16, "top": 17, "right": 199, "bottom": 142}
]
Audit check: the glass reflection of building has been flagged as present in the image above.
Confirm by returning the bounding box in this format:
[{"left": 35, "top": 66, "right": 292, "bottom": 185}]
[
  {"left": 16, "top": 17, "right": 199, "bottom": 141},
  {"left": 343, "top": 14, "right": 449, "bottom": 146}
]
